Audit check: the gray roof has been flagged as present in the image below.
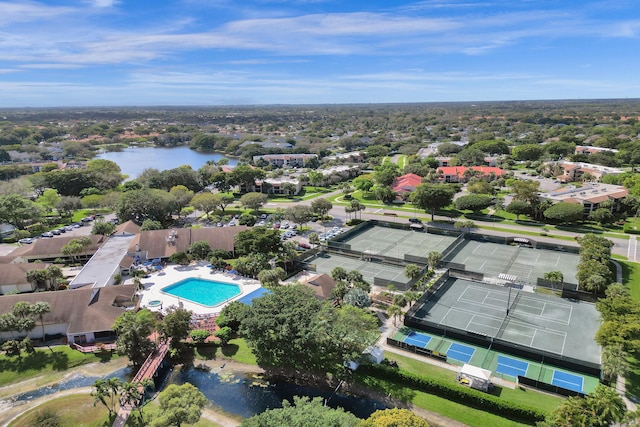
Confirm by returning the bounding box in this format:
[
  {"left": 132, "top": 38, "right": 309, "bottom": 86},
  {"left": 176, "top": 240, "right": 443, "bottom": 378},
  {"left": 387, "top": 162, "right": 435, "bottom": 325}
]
[
  {"left": 69, "top": 234, "right": 137, "bottom": 288},
  {"left": 0, "top": 284, "right": 136, "bottom": 335}
]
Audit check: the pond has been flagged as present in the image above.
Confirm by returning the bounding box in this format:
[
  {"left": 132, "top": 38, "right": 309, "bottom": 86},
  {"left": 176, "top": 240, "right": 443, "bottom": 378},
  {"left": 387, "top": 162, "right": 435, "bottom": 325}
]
[
  {"left": 5, "top": 365, "right": 387, "bottom": 421},
  {"left": 162, "top": 366, "right": 389, "bottom": 419},
  {"left": 96, "top": 146, "right": 238, "bottom": 180}
]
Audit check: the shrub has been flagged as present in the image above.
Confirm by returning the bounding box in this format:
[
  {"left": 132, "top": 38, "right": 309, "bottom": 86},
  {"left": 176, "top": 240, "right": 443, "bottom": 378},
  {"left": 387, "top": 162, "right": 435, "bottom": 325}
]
[{"left": 357, "top": 364, "right": 546, "bottom": 424}]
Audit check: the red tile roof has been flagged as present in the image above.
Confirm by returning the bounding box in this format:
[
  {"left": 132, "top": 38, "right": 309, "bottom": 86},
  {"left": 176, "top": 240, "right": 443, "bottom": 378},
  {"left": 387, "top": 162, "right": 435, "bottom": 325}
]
[
  {"left": 391, "top": 173, "right": 423, "bottom": 193},
  {"left": 436, "top": 166, "right": 504, "bottom": 177}
]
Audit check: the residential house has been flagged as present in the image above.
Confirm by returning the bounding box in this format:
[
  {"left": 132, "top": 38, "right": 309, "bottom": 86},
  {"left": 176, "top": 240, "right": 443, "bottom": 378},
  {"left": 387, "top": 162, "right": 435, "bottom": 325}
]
[
  {"left": 0, "top": 284, "right": 137, "bottom": 344},
  {"left": 132, "top": 226, "right": 250, "bottom": 260},
  {"left": 303, "top": 274, "right": 337, "bottom": 300},
  {"left": 0, "top": 263, "right": 51, "bottom": 295},
  {"left": 574, "top": 146, "right": 618, "bottom": 155},
  {"left": 436, "top": 166, "right": 504, "bottom": 183},
  {"left": 254, "top": 177, "right": 302, "bottom": 195},
  {"left": 253, "top": 154, "right": 318, "bottom": 168},
  {"left": 391, "top": 173, "right": 423, "bottom": 195},
  {"left": 543, "top": 183, "right": 628, "bottom": 215},
  {"left": 554, "top": 161, "right": 624, "bottom": 183}
]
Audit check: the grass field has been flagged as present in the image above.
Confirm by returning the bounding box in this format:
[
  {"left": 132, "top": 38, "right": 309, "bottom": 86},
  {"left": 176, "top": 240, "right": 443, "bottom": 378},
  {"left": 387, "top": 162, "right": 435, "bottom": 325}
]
[
  {"left": 8, "top": 393, "right": 220, "bottom": 427},
  {"left": 0, "top": 345, "right": 118, "bottom": 388},
  {"left": 619, "top": 259, "right": 640, "bottom": 302},
  {"left": 195, "top": 337, "right": 258, "bottom": 365},
  {"left": 356, "top": 369, "right": 534, "bottom": 427}
]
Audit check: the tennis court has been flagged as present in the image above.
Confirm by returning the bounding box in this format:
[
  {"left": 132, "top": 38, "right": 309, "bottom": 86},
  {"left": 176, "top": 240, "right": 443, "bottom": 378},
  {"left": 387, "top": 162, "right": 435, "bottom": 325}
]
[
  {"left": 447, "top": 343, "right": 475, "bottom": 363},
  {"left": 338, "top": 225, "right": 458, "bottom": 260},
  {"left": 552, "top": 370, "right": 584, "bottom": 393},
  {"left": 410, "top": 278, "right": 601, "bottom": 365},
  {"left": 303, "top": 252, "right": 410, "bottom": 287},
  {"left": 497, "top": 355, "right": 529, "bottom": 377},
  {"left": 391, "top": 327, "right": 599, "bottom": 395},
  {"left": 442, "top": 240, "right": 579, "bottom": 284},
  {"left": 403, "top": 331, "right": 432, "bottom": 348}
]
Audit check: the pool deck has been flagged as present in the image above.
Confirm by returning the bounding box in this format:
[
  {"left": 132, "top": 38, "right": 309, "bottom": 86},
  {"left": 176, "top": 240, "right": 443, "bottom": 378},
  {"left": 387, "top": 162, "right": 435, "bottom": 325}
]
[{"left": 131, "top": 262, "right": 262, "bottom": 315}]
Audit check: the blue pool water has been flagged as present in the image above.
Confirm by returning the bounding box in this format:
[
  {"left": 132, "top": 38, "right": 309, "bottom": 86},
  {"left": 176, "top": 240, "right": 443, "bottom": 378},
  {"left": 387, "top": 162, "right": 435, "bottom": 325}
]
[{"left": 162, "top": 278, "right": 241, "bottom": 307}]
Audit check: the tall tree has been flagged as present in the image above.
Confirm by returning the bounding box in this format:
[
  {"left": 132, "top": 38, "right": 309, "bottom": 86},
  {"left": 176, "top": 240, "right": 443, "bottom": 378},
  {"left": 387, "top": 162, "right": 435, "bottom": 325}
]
[
  {"left": 240, "top": 192, "right": 268, "bottom": 212},
  {"left": 160, "top": 308, "right": 192, "bottom": 351},
  {"left": 240, "top": 396, "right": 359, "bottom": 427},
  {"left": 411, "top": 183, "right": 455, "bottom": 221},
  {"left": 310, "top": 198, "right": 333, "bottom": 218},
  {"left": 31, "top": 301, "right": 51, "bottom": 343},
  {"left": 92, "top": 378, "right": 124, "bottom": 418},
  {"left": 149, "top": 383, "right": 208, "bottom": 427},
  {"left": 113, "top": 309, "right": 157, "bottom": 367}
]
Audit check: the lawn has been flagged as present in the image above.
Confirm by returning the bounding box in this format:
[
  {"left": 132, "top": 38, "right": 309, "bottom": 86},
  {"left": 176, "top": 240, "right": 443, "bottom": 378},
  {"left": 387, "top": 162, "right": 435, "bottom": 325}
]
[
  {"left": 356, "top": 373, "right": 534, "bottom": 427},
  {"left": 8, "top": 393, "right": 220, "bottom": 427},
  {"left": 385, "top": 352, "right": 562, "bottom": 414},
  {"left": 195, "top": 337, "right": 258, "bottom": 365},
  {"left": 618, "top": 259, "right": 640, "bottom": 302},
  {"left": 626, "top": 355, "right": 640, "bottom": 400},
  {"left": 0, "top": 345, "right": 119, "bottom": 388}
]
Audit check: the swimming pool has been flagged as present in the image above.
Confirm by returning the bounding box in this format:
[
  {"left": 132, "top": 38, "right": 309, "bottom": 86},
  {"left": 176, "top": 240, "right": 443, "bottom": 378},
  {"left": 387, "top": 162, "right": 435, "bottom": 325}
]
[{"left": 161, "top": 278, "right": 241, "bottom": 307}]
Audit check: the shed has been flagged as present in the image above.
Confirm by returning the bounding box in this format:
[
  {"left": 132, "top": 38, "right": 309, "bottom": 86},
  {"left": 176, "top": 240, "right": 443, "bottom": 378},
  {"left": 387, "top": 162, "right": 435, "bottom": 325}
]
[{"left": 456, "top": 364, "right": 493, "bottom": 392}]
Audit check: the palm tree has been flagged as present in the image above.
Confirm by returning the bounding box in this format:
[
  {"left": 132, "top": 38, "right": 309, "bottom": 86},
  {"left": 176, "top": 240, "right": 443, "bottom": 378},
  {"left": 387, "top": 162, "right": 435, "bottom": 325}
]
[
  {"left": 387, "top": 305, "right": 403, "bottom": 326},
  {"left": 45, "top": 265, "right": 63, "bottom": 290},
  {"left": 31, "top": 302, "right": 51, "bottom": 343},
  {"left": 427, "top": 251, "right": 442, "bottom": 270},
  {"left": 404, "top": 264, "right": 421, "bottom": 282},
  {"left": 602, "top": 344, "right": 628, "bottom": 382},
  {"left": 12, "top": 302, "right": 35, "bottom": 338},
  {"left": 92, "top": 378, "right": 123, "bottom": 417}
]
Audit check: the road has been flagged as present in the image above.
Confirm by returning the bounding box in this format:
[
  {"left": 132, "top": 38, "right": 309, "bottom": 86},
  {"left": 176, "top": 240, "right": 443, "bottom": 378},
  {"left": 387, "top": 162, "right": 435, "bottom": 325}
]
[{"left": 265, "top": 190, "right": 637, "bottom": 259}]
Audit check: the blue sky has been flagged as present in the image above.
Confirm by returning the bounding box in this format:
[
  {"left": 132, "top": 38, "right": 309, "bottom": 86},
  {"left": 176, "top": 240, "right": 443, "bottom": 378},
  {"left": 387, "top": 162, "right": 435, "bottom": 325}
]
[{"left": 0, "top": 0, "right": 639, "bottom": 107}]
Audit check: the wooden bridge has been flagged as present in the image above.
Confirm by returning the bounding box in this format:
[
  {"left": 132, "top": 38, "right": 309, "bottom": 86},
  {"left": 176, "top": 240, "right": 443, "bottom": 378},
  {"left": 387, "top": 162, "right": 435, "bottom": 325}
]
[{"left": 112, "top": 339, "right": 171, "bottom": 427}]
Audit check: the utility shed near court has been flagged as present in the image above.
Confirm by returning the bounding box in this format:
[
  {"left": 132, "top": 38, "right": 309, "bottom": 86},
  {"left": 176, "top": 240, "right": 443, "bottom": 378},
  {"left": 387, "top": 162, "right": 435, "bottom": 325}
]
[{"left": 457, "top": 364, "right": 493, "bottom": 392}]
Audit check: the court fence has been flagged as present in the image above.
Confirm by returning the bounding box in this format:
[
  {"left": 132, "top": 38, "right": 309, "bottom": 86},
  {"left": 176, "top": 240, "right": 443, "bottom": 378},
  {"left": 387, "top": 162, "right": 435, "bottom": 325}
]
[
  {"left": 386, "top": 337, "right": 447, "bottom": 362},
  {"left": 517, "top": 376, "right": 584, "bottom": 398},
  {"left": 449, "top": 268, "right": 484, "bottom": 282},
  {"left": 440, "top": 232, "right": 467, "bottom": 261}
]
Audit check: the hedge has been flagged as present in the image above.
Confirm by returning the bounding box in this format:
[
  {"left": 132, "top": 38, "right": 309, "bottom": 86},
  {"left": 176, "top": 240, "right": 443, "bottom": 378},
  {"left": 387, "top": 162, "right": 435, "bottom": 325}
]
[
  {"left": 624, "top": 224, "right": 640, "bottom": 235},
  {"left": 357, "top": 364, "right": 546, "bottom": 424}
]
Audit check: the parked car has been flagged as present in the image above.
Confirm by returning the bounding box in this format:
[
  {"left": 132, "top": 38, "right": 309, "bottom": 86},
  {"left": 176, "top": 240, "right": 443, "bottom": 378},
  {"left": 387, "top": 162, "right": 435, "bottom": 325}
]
[
  {"left": 52, "top": 229, "right": 61, "bottom": 235},
  {"left": 273, "top": 222, "right": 281, "bottom": 229},
  {"left": 409, "top": 218, "right": 423, "bottom": 224},
  {"left": 18, "top": 238, "right": 34, "bottom": 244},
  {"left": 41, "top": 231, "right": 54, "bottom": 238}
]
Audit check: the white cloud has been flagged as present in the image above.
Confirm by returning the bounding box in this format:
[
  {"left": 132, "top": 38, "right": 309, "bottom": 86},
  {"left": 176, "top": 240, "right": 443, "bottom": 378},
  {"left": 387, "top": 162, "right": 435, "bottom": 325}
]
[{"left": 84, "top": 0, "right": 119, "bottom": 7}]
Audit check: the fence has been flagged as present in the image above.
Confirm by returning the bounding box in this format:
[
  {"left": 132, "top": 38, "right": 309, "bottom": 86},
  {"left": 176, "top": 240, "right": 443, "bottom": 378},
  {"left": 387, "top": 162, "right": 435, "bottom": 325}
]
[
  {"left": 449, "top": 268, "right": 484, "bottom": 282},
  {"left": 386, "top": 337, "right": 447, "bottom": 362},
  {"left": 441, "top": 232, "right": 467, "bottom": 261},
  {"left": 518, "top": 376, "right": 584, "bottom": 398},
  {"left": 403, "top": 311, "right": 601, "bottom": 377},
  {"left": 404, "top": 270, "right": 451, "bottom": 319}
]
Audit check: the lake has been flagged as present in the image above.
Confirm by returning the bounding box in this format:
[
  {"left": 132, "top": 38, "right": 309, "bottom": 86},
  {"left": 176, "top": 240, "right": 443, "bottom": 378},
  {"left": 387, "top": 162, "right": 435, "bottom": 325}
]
[{"left": 96, "top": 146, "right": 238, "bottom": 180}]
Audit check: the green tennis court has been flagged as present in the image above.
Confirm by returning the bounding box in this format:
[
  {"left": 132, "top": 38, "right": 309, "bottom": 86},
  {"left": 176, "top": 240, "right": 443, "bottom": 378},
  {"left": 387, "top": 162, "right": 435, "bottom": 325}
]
[
  {"left": 338, "top": 225, "right": 458, "bottom": 260},
  {"left": 443, "top": 240, "right": 580, "bottom": 284},
  {"left": 410, "top": 278, "right": 601, "bottom": 365},
  {"left": 303, "top": 252, "right": 410, "bottom": 287}
]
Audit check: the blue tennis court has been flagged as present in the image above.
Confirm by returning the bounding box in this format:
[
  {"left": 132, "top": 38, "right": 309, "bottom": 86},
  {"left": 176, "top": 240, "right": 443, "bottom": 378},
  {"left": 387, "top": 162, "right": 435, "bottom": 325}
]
[
  {"left": 496, "top": 355, "right": 529, "bottom": 378},
  {"left": 446, "top": 343, "right": 475, "bottom": 363},
  {"left": 404, "top": 331, "right": 432, "bottom": 348},
  {"left": 552, "top": 370, "right": 584, "bottom": 393}
]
